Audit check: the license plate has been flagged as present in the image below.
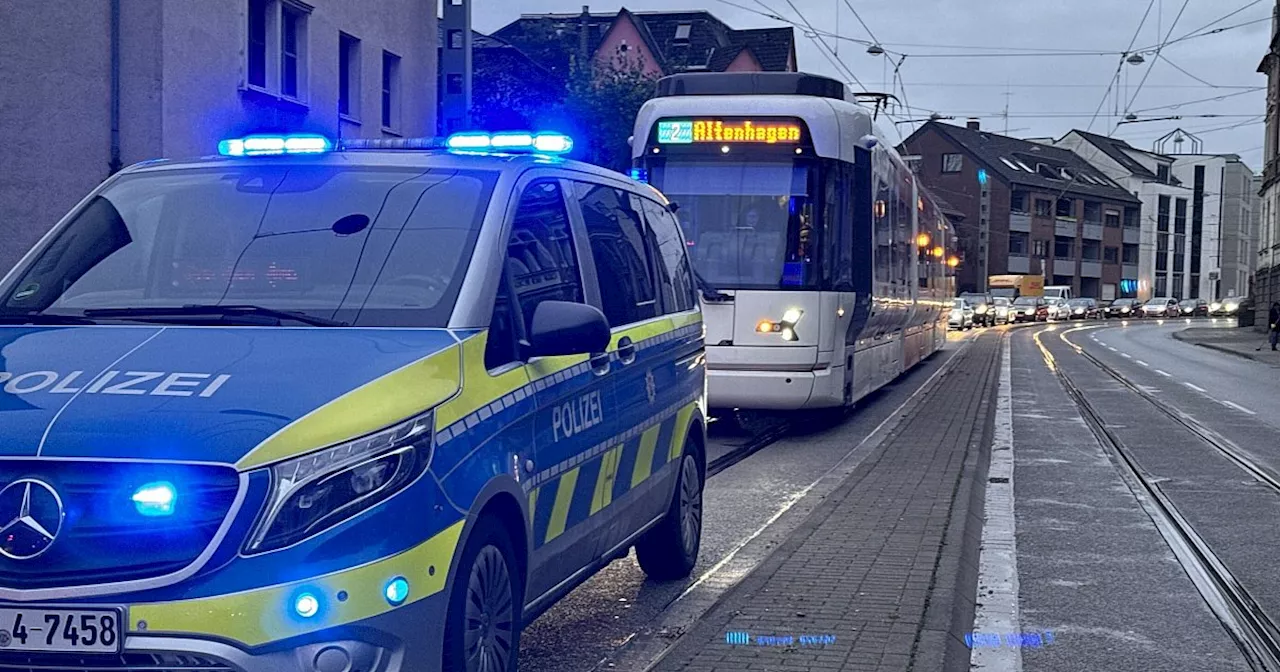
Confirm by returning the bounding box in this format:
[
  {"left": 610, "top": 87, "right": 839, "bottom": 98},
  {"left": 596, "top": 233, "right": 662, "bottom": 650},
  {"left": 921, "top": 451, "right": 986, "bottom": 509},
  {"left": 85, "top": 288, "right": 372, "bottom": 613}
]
[{"left": 0, "top": 607, "right": 123, "bottom": 653}]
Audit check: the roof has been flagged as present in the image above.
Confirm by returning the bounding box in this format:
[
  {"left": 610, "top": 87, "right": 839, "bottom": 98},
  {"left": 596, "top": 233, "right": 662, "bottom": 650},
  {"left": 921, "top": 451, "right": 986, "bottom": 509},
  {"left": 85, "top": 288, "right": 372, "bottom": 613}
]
[
  {"left": 907, "top": 122, "right": 1141, "bottom": 203},
  {"left": 492, "top": 9, "right": 795, "bottom": 77},
  {"left": 1066, "top": 130, "right": 1161, "bottom": 180}
]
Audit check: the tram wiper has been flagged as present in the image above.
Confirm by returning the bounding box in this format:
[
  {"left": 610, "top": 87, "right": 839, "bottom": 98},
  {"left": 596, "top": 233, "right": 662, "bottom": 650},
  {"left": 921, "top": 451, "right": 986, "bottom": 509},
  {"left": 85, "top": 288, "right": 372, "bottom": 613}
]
[{"left": 694, "top": 270, "right": 732, "bottom": 303}]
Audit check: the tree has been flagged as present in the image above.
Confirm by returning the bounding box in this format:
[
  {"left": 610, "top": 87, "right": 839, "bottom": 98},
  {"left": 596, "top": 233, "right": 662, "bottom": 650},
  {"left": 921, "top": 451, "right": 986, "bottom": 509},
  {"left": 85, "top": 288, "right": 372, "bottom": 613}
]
[{"left": 563, "top": 53, "right": 660, "bottom": 173}]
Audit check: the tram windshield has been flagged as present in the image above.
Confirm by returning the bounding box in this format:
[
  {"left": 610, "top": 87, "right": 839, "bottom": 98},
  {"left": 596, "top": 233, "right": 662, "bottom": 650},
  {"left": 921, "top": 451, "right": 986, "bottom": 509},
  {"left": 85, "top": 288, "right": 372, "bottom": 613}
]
[{"left": 653, "top": 159, "right": 817, "bottom": 290}]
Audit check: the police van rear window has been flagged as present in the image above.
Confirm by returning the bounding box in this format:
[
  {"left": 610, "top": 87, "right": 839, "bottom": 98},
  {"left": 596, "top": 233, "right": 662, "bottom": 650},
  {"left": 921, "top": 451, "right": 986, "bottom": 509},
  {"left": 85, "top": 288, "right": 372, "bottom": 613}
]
[{"left": 2, "top": 166, "right": 498, "bottom": 328}]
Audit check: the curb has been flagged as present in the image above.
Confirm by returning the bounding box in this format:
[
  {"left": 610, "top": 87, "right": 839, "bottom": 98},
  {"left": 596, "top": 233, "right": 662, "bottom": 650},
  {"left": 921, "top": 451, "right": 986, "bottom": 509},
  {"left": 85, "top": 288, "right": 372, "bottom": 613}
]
[{"left": 1171, "top": 330, "right": 1273, "bottom": 364}]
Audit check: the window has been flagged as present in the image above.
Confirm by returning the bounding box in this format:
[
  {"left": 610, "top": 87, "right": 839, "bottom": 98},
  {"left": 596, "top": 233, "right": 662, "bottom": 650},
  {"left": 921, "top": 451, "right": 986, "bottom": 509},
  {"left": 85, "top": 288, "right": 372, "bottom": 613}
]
[
  {"left": 1056, "top": 198, "right": 1073, "bottom": 218},
  {"left": 1011, "top": 191, "right": 1028, "bottom": 213},
  {"left": 1156, "top": 233, "right": 1169, "bottom": 271},
  {"left": 1172, "top": 273, "right": 1184, "bottom": 299},
  {"left": 448, "top": 29, "right": 464, "bottom": 50},
  {"left": 1009, "top": 231, "right": 1029, "bottom": 255},
  {"left": 1155, "top": 273, "right": 1168, "bottom": 297},
  {"left": 675, "top": 23, "right": 692, "bottom": 42},
  {"left": 247, "top": 0, "right": 269, "bottom": 88},
  {"left": 280, "top": 4, "right": 305, "bottom": 98},
  {"left": 1124, "top": 207, "right": 1140, "bottom": 228},
  {"left": 1174, "top": 198, "right": 1187, "bottom": 234},
  {"left": 1174, "top": 234, "right": 1185, "bottom": 272},
  {"left": 1122, "top": 244, "right": 1139, "bottom": 264},
  {"left": 381, "top": 51, "right": 400, "bottom": 130},
  {"left": 640, "top": 198, "right": 697, "bottom": 313},
  {"left": 1157, "top": 195, "right": 1170, "bottom": 232},
  {"left": 339, "top": 33, "right": 360, "bottom": 117},
  {"left": 1083, "top": 201, "right": 1101, "bottom": 223},
  {"left": 1034, "top": 199, "right": 1053, "bottom": 217},
  {"left": 1104, "top": 246, "right": 1119, "bottom": 263},
  {"left": 1032, "top": 239, "right": 1049, "bottom": 258},
  {"left": 486, "top": 181, "right": 584, "bottom": 369},
  {"left": 1081, "top": 239, "right": 1101, "bottom": 261},
  {"left": 1157, "top": 164, "right": 1170, "bottom": 184},
  {"left": 1054, "top": 235, "right": 1074, "bottom": 259},
  {"left": 1105, "top": 211, "right": 1120, "bottom": 228},
  {"left": 942, "top": 154, "right": 963, "bottom": 173},
  {"left": 576, "top": 182, "right": 657, "bottom": 327}
]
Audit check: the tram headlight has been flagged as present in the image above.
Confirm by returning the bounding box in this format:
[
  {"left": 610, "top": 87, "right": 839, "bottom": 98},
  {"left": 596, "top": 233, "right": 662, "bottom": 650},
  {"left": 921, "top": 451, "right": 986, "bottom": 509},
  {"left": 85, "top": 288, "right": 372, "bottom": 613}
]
[{"left": 757, "top": 309, "right": 803, "bottom": 342}]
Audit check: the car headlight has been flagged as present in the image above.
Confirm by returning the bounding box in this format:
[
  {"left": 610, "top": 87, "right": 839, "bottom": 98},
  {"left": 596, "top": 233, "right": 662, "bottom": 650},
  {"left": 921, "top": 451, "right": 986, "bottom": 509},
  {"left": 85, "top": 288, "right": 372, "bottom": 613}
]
[
  {"left": 1210, "top": 302, "right": 1222, "bottom": 311},
  {"left": 976, "top": 305, "right": 989, "bottom": 314},
  {"left": 246, "top": 411, "right": 435, "bottom": 554},
  {"left": 1122, "top": 307, "right": 1130, "bottom": 313},
  {"left": 1073, "top": 308, "right": 1083, "bottom": 314},
  {"left": 1227, "top": 304, "right": 1239, "bottom": 312}
]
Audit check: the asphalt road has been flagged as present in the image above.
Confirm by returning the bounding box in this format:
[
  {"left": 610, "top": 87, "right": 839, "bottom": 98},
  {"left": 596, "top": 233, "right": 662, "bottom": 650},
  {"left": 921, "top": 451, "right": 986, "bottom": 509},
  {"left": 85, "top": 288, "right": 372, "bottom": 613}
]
[
  {"left": 516, "top": 334, "right": 967, "bottom": 672},
  {"left": 1003, "top": 319, "right": 1280, "bottom": 672}
]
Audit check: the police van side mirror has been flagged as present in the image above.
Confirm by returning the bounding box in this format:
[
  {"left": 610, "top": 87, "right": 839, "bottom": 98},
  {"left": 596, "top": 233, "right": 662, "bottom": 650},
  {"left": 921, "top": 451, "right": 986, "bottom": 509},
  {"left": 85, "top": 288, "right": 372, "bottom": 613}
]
[{"left": 526, "top": 301, "right": 611, "bottom": 358}]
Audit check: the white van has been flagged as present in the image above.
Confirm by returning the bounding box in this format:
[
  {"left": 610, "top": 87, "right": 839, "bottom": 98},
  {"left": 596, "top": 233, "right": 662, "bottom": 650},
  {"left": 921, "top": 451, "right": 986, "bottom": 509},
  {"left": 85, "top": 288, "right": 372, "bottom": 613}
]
[{"left": 1043, "top": 285, "right": 1073, "bottom": 301}]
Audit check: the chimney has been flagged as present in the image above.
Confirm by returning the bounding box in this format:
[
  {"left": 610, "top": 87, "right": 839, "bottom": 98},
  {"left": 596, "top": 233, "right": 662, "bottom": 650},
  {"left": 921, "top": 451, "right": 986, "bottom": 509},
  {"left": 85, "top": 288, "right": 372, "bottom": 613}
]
[
  {"left": 579, "top": 5, "right": 590, "bottom": 62},
  {"left": 966, "top": 118, "right": 980, "bottom": 130}
]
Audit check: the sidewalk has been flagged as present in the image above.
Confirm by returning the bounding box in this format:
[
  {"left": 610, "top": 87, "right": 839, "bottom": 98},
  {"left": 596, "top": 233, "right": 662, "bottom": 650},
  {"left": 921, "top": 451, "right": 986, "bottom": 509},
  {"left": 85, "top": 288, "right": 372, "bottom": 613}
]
[
  {"left": 1172, "top": 326, "right": 1280, "bottom": 365},
  {"left": 653, "top": 333, "right": 1002, "bottom": 672}
]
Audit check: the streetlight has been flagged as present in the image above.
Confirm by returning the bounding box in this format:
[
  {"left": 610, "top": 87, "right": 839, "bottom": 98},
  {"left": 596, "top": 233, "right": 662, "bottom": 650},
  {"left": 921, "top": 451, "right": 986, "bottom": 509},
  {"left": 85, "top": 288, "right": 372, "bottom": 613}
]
[
  {"left": 867, "top": 44, "right": 885, "bottom": 55},
  {"left": 1126, "top": 52, "right": 1145, "bottom": 65}
]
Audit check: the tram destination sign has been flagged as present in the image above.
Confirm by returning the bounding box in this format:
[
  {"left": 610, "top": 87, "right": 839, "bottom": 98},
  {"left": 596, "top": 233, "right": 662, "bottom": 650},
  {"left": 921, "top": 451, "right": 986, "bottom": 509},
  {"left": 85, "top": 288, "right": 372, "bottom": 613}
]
[{"left": 656, "top": 118, "right": 804, "bottom": 145}]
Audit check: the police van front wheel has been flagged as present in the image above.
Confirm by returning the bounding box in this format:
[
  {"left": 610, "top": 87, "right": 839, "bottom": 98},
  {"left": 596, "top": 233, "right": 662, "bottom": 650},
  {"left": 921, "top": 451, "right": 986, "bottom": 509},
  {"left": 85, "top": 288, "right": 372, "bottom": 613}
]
[
  {"left": 442, "top": 515, "right": 523, "bottom": 672},
  {"left": 636, "top": 452, "right": 703, "bottom": 580}
]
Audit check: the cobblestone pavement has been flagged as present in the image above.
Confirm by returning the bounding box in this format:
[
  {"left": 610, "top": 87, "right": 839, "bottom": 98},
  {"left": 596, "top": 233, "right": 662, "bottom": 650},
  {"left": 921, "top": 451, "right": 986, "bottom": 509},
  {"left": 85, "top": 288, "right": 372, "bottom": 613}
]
[{"left": 651, "top": 332, "right": 1003, "bottom": 672}]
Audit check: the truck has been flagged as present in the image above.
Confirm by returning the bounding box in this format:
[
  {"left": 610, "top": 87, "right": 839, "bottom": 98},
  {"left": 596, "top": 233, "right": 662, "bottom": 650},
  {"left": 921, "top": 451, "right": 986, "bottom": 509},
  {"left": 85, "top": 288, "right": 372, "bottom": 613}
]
[
  {"left": 988, "top": 274, "right": 1045, "bottom": 299},
  {"left": 1043, "top": 285, "right": 1073, "bottom": 301}
]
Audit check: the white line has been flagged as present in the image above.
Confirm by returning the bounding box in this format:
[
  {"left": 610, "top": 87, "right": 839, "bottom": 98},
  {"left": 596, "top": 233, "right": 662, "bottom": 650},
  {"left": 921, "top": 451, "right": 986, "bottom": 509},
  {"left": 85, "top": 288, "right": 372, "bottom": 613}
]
[
  {"left": 1121, "top": 353, "right": 1132, "bottom": 359},
  {"left": 1156, "top": 370, "right": 1172, "bottom": 377},
  {"left": 1136, "top": 360, "right": 1149, "bottom": 367},
  {"left": 1090, "top": 334, "right": 1097, "bottom": 340},
  {"left": 1107, "top": 346, "right": 1118, "bottom": 352},
  {"left": 1184, "top": 382, "right": 1207, "bottom": 393},
  {"left": 1098, "top": 342, "right": 1107, "bottom": 347},
  {"left": 971, "top": 338, "right": 1022, "bottom": 671},
  {"left": 1221, "top": 400, "right": 1257, "bottom": 415}
]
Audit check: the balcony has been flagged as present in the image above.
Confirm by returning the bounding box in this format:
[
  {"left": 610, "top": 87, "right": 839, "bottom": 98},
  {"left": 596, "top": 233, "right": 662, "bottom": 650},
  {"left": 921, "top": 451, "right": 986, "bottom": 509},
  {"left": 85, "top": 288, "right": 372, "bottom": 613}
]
[
  {"left": 1082, "top": 223, "right": 1104, "bottom": 240},
  {"left": 1010, "top": 212, "right": 1032, "bottom": 232},
  {"left": 1008, "top": 254, "right": 1030, "bottom": 273},
  {"left": 1055, "top": 219, "right": 1078, "bottom": 237},
  {"left": 1123, "top": 228, "right": 1141, "bottom": 244},
  {"left": 1123, "top": 264, "right": 1139, "bottom": 278},
  {"left": 1080, "top": 260, "right": 1102, "bottom": 278}
]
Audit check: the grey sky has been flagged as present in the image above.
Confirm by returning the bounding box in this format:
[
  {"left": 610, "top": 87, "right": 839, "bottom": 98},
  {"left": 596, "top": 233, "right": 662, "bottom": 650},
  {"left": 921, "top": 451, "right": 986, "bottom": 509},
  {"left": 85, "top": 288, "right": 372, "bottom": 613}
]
[{"left": 474, "top": 0, "right": 1271, "bottom": 169}]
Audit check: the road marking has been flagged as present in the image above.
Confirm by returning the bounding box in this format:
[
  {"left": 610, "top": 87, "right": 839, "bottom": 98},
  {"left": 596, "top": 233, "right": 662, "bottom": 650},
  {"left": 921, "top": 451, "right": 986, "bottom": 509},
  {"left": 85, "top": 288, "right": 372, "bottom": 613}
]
[
  {"left": 1156, "top": 370, "right": 1172, "bottom": 377},
  {"left": 1221, "top": 400, "right": 1257, "bottom": 415},
  {"left": 1090, "top": 334, "right": 1097, "bottom": 341},
  {"left": 1107, "top": 346, "right": 1118, "bottom": 352},
  {"left": 1098, "top": 341, "right": 1107, "bottom": 347},
  {"left": 971, "top": 336, "right": 1022, "bottom": 671},
  {"left": 1121, "top": 353, "right": 1132, "bottom": 359},
  {"left": 1184, "top": 382, "right": 1207, "bottom": 393},
  {"left": 1136, "top": 360, "right": 1149, "bottom": 367}
]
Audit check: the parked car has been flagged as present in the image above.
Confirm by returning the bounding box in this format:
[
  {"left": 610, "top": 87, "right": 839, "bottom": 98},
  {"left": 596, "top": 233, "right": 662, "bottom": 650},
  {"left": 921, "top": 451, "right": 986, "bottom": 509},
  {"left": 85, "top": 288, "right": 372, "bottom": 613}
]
[
  {"left": 1106, "top": 298, "right": 1141, "bottom": 318},
  {"left": 950, "top": 298, "right": 975, "bottom": 330},
  {"left": 992, "top": 297, "right": 1013, "bottom": 325},
  {"left": 960, "top": 292, "right": 996, "bottom": 327},
  {"left": 1179, "top": 298, "right": 1210, "bottom": 317},
  {"left": 1066, "top": 298, "right": 1101, "bottom": 320},
  {"left": 1012, "top": 296, "right": 1049, "bottom": 322},
  {"left": 1142, "top": 297, "right": 1180, "bottom": 317}
]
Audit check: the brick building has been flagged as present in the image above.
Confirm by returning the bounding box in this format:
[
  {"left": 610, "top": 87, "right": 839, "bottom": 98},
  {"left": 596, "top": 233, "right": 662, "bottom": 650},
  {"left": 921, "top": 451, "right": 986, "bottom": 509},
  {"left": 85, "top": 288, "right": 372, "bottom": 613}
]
[{"left": 902, "top": 121, "right": 1142, "bottom": 299}]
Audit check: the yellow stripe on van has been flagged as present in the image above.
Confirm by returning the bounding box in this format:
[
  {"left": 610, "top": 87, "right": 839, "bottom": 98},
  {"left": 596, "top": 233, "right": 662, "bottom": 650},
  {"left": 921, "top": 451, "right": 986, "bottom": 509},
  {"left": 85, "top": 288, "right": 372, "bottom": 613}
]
[
  {"left": 130, "top": 520, "right": 463, "bottom": 647},
  {"left": 668, "top": 402, "right": 697, "bottom": 462},
  {"left": 545, "top": 467, "right": 580, "bottom": 543},
  {"left": 631, "top": 425, "right": 661, "bottom": 488},
  {"left": 435, "top": 333, "right": 530, "bottom": 430},
  {"left": 237, "top": 346, "right": 461, "bottom": 471},
  {"left": 527, "top": 487, "right": 540, "bottom": 526},
  {"left": 591, "top": 446, "right": 623, "bottom": 514}
]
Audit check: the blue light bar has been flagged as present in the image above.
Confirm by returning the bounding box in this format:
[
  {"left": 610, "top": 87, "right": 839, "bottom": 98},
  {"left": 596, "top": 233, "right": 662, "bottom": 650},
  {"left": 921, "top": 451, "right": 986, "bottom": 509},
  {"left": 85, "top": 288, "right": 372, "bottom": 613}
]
[
  {"left": 132, "top": 481, "right": 177, "bottom": 517},
  {"left": 218, "top": 134, "right": 332, "bottom": 157},
  {"left": 444, "top": 131, "right": 574, "bottom": 155}
]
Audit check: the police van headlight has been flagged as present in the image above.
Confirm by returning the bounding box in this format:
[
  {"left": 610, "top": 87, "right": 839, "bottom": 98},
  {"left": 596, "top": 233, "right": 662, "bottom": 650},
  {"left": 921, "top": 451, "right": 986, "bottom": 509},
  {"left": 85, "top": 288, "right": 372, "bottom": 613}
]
[{"left": 246, "top": 412, "right": 435, "bottom": 553}]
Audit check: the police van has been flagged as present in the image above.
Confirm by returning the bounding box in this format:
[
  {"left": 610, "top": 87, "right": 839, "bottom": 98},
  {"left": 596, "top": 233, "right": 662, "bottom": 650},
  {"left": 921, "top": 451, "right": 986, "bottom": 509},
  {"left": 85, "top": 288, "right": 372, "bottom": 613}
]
[{"left": 0, "top": 132, "right": 707, "bottom": 672}]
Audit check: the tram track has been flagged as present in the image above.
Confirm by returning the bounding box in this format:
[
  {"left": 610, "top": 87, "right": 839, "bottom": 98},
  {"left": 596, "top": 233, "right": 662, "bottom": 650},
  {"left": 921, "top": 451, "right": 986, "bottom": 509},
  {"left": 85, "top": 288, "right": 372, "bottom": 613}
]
[{"left": 1040, "top": 326, "right": 1280, "bottom": 671}]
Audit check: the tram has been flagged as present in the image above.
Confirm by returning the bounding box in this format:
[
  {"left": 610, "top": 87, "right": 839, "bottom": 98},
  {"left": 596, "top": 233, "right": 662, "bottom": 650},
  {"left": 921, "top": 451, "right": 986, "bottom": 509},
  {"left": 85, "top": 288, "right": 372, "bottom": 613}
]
[{"left": 631, "top": 72, "right": 954, "bottom": 412}]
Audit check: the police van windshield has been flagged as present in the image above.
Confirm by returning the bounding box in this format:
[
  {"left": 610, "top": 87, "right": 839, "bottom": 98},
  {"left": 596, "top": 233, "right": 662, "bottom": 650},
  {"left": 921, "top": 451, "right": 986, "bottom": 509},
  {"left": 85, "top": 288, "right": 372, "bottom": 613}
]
[
  {"left": 653, "top": 159, "right": 816, "bottom": 290},
  {"left": 0, "top": 165, "right": 497, "bottom": 327}
]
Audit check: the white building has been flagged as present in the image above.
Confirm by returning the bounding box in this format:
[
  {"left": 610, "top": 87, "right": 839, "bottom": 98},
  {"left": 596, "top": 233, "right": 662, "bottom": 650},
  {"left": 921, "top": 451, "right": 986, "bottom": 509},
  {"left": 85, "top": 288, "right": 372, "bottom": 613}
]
[
  {"left": 1169, "top": 154, "right": 1258, "bottom": 301},
  {"left": 1054, "top": 130, "right": 1190, "bottom": 300},
  {"left": 0, "top": 0, "right": 438, "bottom": 274}
]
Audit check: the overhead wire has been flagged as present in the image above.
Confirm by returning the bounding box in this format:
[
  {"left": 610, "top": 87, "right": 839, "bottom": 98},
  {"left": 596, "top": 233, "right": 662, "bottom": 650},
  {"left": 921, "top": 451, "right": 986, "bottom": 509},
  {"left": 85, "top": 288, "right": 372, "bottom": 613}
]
[{"left": 1122, "top": 0, "right": 1196, "bottom": 119}]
